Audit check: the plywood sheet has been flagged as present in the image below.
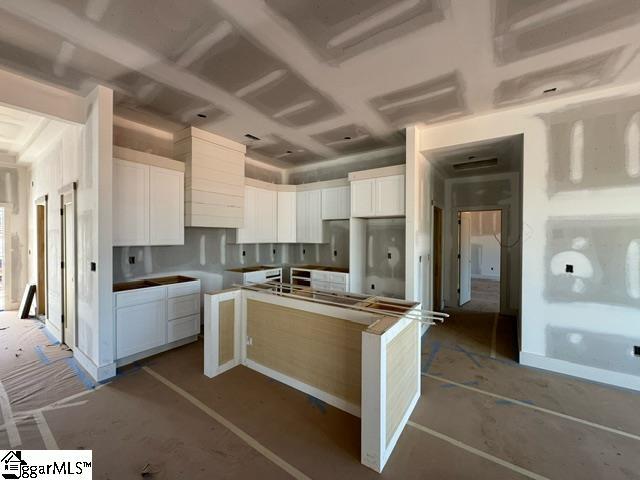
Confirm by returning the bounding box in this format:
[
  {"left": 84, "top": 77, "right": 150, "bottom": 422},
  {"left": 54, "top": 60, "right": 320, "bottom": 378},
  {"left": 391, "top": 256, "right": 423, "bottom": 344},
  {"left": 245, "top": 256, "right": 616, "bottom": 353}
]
[
  {"left": 219, "top": 299, "right": 235, "bottom": 365},
  {"left": 385, "top": 321, "right": 418, "bottom": 445},
  {"left": 246, "top": 299, "right": 364, "bottom": 405}
]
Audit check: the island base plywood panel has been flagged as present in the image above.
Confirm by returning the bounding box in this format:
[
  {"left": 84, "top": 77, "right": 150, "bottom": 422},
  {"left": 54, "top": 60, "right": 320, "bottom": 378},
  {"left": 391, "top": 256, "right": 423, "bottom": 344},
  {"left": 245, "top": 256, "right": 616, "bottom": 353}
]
[
  {"left": 246, "top": 299, "right": 365, "bottom": 405},
  {"left": 219, "top": 299, "right": 235, "bottom": 365}
]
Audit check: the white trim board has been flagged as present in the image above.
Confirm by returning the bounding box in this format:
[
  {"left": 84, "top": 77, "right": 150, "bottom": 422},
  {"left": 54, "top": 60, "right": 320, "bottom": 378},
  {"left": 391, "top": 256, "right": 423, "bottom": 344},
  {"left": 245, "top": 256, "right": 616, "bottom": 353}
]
[
  {"left": 73, "top": 347, "right": 116, "bottom": 383},
  {"left": 519, "top": 351, "right": 640, "bottom": 392}
]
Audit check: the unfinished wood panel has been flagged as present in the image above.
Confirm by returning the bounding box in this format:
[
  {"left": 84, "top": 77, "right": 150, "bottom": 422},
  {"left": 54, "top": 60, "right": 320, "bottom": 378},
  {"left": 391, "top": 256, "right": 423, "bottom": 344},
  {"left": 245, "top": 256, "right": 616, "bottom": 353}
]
[
  {"left": 247, "top": 299, "right": 365, "bottom": 405},
  {"left": 218, "top": 299, "right": 235, "bottom": 365},
  {"left": 386, "top": 321, "right": 419, "bottom": 445},
  {"left": 36, "top": 203, "right": 46, "bottom": 316}
]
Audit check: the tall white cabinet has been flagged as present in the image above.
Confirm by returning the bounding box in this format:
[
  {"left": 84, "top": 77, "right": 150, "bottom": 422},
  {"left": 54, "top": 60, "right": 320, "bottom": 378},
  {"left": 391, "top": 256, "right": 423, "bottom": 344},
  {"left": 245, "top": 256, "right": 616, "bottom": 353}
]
[
  {"left": 277, "top": 190, "right": 297, "bottom": 242},
  {"left": 296, "top": 189, "right": 324, "bottom": 243},
  {"left": 349, "top": 166, "right": 405, "bottom": 218},
  {"left": 113, "top": 146, "right": 185, "bottom": 246}
]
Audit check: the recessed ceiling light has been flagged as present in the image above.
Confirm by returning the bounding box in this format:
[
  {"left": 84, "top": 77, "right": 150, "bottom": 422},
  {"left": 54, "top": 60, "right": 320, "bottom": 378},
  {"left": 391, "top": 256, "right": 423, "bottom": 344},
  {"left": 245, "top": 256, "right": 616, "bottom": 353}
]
[
  {"left": 468, "top": 155, "right": 476, "bottom": 160},
  {"left": 543, "top": 87, "right": 557, "bottom": 94},
  {"left": 343, "top": 136, "right": 352, "bottom": 140},
  {"left": 286, "top": 150, "right": 293, "bottom": 154},
  {"left": 244, "top": 133, "right": 260, "bottom": 141},
  {"left": 197, "top": 113, "right": 207, "bottom": 118}
]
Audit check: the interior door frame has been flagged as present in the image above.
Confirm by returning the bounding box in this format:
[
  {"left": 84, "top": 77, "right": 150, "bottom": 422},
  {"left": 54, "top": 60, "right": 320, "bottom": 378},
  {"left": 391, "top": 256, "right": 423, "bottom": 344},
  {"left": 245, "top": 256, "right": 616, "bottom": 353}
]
[
  {"left": 60, "top": 182, "right": 77, "bottom": 349},
  {"left": 455, "top": 205, "right": 506, "bottom": 313},
  {"left": 35, "top": 194, "right": 48, "bottom": 318},
  {"left": 0, "top": 203, "right": 12, "bottom": 311}
]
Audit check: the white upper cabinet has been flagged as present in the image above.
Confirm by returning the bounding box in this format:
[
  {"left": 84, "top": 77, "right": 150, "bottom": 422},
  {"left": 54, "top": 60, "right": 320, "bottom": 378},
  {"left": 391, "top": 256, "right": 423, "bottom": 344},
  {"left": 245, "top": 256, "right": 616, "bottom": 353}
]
[
  {"left": 113, "top": 159, "right": 149, "bottom": 246},
  {"left": 350, "top": 170, "right": 405, "bottom": 218},
  {"left": 350, "top": 179, "right": 376, "bottom": 217},
  {"left": 375, "top": 174, "right": 405, "bottom": 217},
  {"left": 321, "top": 186, "right": 350, "bottom": 220},
  {"left": 113, "top": 147, "right": 185, "bottom": 247},
  {"left": 297, "top": 189, "right": 324, "bottom": 243},
  {"left": 149, "top": 167, "right": 184, "bottom": 245},
  {"left": 277, "top": 191, "right": 297, "bottom": 242},
  {"left": 236, "top": 185, "right": 277, "bottom": 244}
]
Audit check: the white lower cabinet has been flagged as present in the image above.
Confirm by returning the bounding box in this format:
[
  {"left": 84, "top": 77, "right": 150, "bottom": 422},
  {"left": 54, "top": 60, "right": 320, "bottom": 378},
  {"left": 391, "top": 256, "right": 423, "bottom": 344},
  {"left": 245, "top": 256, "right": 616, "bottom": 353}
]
[
  {"left": 116, "top": 295, "right": 167, "bottom": 359},
  {"left": 114, "top": 279, "right": 201, "bottom": 364}
]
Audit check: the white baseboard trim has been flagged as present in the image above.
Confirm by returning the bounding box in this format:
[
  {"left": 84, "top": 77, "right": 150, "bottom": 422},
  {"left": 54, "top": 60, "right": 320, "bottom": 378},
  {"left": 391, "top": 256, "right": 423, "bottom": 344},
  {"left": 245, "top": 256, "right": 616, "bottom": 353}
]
[
  {"left": 73, "top": 347, "right": 116, "bottom": 383},
  {"left": 244, "top": 359, "right": 360, "bottom": 417},
  {"left": 519, "top": 351, "right": 640, "bottom": 392},
  {"left": 44, "top": 320, "right": 62, "bottom": 342}
]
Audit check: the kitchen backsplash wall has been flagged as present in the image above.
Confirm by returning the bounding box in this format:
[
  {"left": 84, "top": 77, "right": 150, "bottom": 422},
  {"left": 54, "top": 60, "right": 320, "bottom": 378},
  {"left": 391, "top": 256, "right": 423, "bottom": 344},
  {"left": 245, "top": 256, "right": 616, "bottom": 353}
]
[
  {"left": 364, "top": 218, "right": 406, "bottom": 299},
  {"left": 113, "top": 221, "right": 350, "bottom": 290}
]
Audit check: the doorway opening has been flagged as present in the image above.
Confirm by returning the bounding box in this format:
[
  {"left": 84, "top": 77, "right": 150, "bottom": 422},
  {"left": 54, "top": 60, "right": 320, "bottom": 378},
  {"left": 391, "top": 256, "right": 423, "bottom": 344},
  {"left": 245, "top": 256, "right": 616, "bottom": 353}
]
[
  {"left": 458, "top": 209, "right": 502, "bottom": 313},
  {"left": 61, "top": 185, "right": 77, "bottom": 349},
  {"left": 36, "top": 197, "right": 48, "bottom": 318},
  {"left": 0, "top": 206, "right": 6, "bottom": 311},
  {"left": 432, "top": 205, "right": 443, "bottom": 311}
]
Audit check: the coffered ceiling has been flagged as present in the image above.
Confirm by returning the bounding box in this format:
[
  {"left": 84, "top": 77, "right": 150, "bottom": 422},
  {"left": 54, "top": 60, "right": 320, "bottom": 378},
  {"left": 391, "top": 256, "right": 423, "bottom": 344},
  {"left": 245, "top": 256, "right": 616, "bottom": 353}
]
[{"left": 0, "top": 0, "right": 639, "bottom": 166}]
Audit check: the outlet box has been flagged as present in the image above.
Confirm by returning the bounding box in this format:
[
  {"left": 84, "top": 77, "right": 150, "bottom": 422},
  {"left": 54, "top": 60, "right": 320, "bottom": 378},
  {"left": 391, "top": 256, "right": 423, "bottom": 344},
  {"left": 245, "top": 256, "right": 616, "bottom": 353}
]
[{"left": 634, "top": 346, "right": 640, "bottom": 357}]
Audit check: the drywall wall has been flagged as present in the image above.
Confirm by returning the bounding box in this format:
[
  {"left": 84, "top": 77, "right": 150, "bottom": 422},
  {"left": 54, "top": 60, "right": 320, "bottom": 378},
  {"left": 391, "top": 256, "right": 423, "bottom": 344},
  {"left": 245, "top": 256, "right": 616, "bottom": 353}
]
[
  {"left": 443, "top": 173, "right": 520, "bottom": 314},
  {"left": 0, "top": 163, "right": 29, "bottom": 309},
  {"left": 470, "top": 210, "right": 501, "bottom": 281},
  {"left": 405, "top": 126, "right": 445, "bottom": 309},
  {"left": 417, "top": 80, "right": 640, "bottom": 390},
  {"left": 364, "top": 218, "right": 405, "bottom": 299},
  {"left": 113, "top": 115, "right": 175, "bottom": 158},
  {"left": 25, "top": 85, "right": 114, "bottom": 380}
]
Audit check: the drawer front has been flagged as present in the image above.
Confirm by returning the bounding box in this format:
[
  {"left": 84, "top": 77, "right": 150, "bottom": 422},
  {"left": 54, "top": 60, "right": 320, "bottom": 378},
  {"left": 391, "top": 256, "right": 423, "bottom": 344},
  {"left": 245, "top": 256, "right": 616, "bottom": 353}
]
[
  {"left": 115, "top": 286, "right": 166, "bottom": 308},
  {"left": 168, "top": 294, "right": 200, "bottom": 320},
  {"left": 167, "top": 281, "right": 200, "bottom": 298},
  {"left": 312, "top": 280, "right": 331, "bottom": 291},
  {"left": 328, "top": 273, "right": 346, "bottom": 284},
  {"left": 311, "top": 271, "right": 329, "bottom": 281},
  {"left": 168, "top": 314, "right": 200, "bottom": 343}
]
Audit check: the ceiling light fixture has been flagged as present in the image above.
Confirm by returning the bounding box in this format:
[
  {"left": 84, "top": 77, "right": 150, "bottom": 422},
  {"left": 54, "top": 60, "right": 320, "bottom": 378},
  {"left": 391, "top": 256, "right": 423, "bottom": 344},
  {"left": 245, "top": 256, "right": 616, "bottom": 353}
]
[
  {"left": 244, "top": 133, "right": 261, "bottom": 141},
  {"left": 197, "top": 113, "right": 207, "bottom": 118},
  {"left": 343, "top": 136, "right": 352, "bottom": 140},
  {"left": 543, "top": 87, "right": 558, "bottom": 94}
]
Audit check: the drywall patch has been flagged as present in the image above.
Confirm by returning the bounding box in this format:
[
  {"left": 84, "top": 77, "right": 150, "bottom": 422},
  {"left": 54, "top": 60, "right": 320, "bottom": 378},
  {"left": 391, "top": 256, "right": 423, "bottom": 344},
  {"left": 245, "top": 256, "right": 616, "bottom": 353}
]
[
  {"left": 248, "top": 135, "right": 323, "bottom": 166},
  {"left": 542, "top": 95, "right": 640, "bottom": 194},
  {"left": 494, "top": 48, "right": 627, "bottom": 107},
  {"left": 544, "top": 217, "right": 640, "bottom": 308},
  {"left": 311, "top": 124, "right": 385, "bottom": 155},
  {"left": 265, "top": 0, "right": 445, "bottom": 63},
  {"left": 370, "top": 72, "right": 467, "bottom": 127},
  {"left": 546, "top": 325, "right": 640, "bottom": 376},
  {"left": 493, "top": 0, "right": 640, "bottom": 64}
]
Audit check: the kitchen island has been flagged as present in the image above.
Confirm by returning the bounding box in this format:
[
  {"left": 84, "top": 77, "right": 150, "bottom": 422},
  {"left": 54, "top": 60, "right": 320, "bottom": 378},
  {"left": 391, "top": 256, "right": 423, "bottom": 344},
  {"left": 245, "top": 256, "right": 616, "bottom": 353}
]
[{"left": 203, "top": 283, "right": 434, "bottom": 473}]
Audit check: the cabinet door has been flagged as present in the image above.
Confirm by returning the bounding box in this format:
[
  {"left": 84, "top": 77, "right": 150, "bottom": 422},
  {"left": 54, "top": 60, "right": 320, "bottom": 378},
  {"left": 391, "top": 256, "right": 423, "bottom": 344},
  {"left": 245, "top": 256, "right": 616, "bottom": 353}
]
[
  {"left": 237, "top": 186, "right": 257, "bottom": 243},
  {"left": 113, "top": 159, "right": 149, "bottom": 246},
  {"left": 256, "top": 188, "right": 277, "bottom": 243},
  {"left": 116, "top": 299, "right": 167, "bottom": 359},
  {"left": 321, "top": 188, "right": 337, "bottom": 219},
  {"left": 307, "top": 189, "right": 324, "bottom": 243},
  {"left": 296, "top": 191, "right": 308, "bottom": 243},
  {"left": 149, "top": 166, "right": 184, "bottom": 245},
  {"left": 351, "top": 179, "right": 375, "bottom": 217},
  {"left": 277, "top": 191, "right": 296, "bottom": 242},
  {"left": 336, "top": 186, "right": 351, "bottom": 219},
  {"left": 375, "top": 174, "right": 405, "bottom": 216}
]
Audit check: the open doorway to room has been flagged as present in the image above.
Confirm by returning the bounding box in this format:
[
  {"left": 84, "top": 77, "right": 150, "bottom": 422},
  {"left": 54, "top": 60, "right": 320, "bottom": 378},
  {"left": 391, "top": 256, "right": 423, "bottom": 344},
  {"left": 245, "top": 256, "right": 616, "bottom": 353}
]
[
  {"left": 0, "top": 206, "right": 6, "bottom": 311},
  {"left": 35, "top": 197, "right": 48, "bottom": 319},
  {"left": 61, "top": 185, "right": 77, "bottom": 349},
  {"left": 458, "top": 209, "right": 502, "bottom": 313}
]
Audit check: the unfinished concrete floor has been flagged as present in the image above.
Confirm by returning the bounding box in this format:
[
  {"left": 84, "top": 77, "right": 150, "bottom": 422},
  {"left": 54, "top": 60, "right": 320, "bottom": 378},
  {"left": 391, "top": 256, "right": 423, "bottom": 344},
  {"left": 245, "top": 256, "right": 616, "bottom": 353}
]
[{"left": 2, "top": 309, "right": 640, "bottom": 479}]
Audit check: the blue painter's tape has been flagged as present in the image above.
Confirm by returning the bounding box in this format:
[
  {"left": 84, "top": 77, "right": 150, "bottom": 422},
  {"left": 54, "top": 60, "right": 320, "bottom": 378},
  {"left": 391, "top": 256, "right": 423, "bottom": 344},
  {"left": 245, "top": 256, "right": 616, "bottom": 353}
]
[
  {"left": 455, "top": 344, "right": 483, "bottom": 369},
  {"left": 421, "top": 340, "right": 441, "bottom": 374},
  {"left": 306, "top": 395, "right": 327, "bottom": 414},
  {"left": 34, "top": 345, "right": 51, "bottom": 365},
  {"left": 64, "top": 357, "right": 96, "bottom": 390},
  {"left": 39, "top": 325, "right": 61, "bottom": 346}
]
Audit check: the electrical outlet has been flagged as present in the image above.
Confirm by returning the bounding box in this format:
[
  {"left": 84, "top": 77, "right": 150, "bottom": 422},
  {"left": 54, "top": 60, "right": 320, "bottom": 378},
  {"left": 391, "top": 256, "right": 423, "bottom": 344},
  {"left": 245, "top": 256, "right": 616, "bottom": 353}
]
[
  {"left": 565, "top": 264, "right": 574, "bottom": 273},
  {"left": 634, "top": 346, "right": 640, "bottom": 357},
  {"left": 371, "top": 284, "right": 375, "bottom": 290},
  {"left": 333, "top": 250, "right": 337, "bottom": 256},
  {"left": 90, "top": 262, "right": 97, "bottom": 272},
  {"left": 246, "top": 336, "right": 253, "bottom": 346},
  {"left": 128, "top": 256, "right": 135, "bottom": 264},
  {"left": 303, "top": 248, "right": 306, "bottom": 254},
  {"left": 273, "top": 248, "right": 276, "bottom": 255},
  {"left": 387, "top": 252, "right": 392, "bottom": 259},
  {"left": 242, "top": 250, "right": 246, "bottom": 256}
]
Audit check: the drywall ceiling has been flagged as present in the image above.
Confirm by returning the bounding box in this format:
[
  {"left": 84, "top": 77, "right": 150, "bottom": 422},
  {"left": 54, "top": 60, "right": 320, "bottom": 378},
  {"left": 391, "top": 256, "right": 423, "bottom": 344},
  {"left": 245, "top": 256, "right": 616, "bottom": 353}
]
[
  {"left": 425, "top": 134, "right": 522, "bottom": 178},
  {"left": 0, "top": 0, "right": 639, "bottom": 166},
  {"left": 0, "top": 104, "right": 46, "bottom": 157}
]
